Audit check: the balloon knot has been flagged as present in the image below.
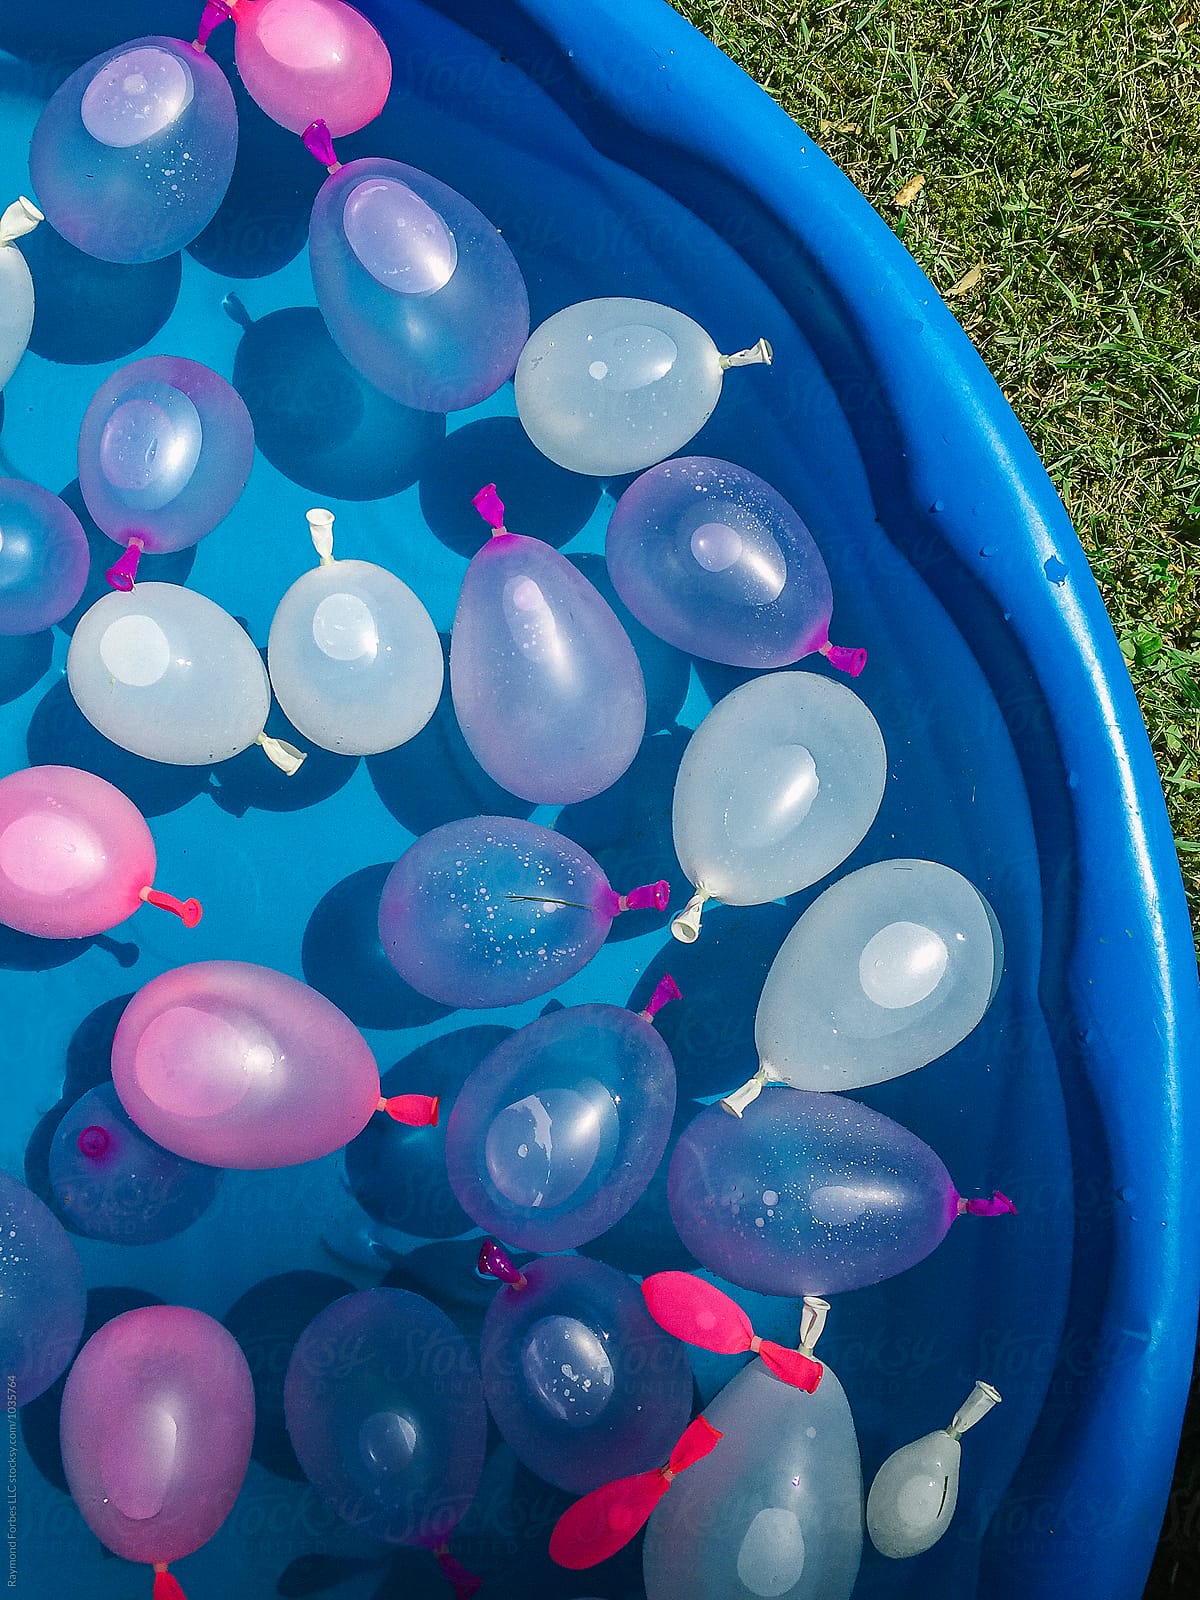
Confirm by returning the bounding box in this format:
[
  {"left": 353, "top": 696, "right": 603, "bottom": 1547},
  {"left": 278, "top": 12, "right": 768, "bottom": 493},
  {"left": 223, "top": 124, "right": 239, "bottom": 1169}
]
[
  {"left": 473, "top": 483, "right": 507, "bottom": 534},
  {"left": 301, "top": 119, "right": 341, "bottom": 172},
  {"left": 748, "top": 1334, "right": 762, "bottom": 1354}
]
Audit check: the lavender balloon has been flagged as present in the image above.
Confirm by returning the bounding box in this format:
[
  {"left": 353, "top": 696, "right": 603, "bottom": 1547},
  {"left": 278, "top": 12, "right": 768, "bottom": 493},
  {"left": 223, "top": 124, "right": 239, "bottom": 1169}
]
[
  {"left": 60, "top": 1305, "right": 254, "bottom": 1594},
  {"left": 77, "top": 356, "right": 254, "bottom": 590},
  {"left": 308, "top": 154, "right": 529, "bottom": 413},
  {"left": 50, "top": 1083, "right": 222, "bottom": 1245},
  {"left": 0, "top": 198, "right": 42, "bottom": 391},
  {"left": 668, "top": 1089, "right": 1015, "bottom": 1297},
  {"left": 0, "top": 478, "right": 90, "bottom": 636},
  {"left": 478, "top": 1246, "right": 693, "bottom": 1494},
  {"left": 446, "top": 976, "right": 680, "bottom": 1249},
  {"left": 606, "top": 457, "right": 865, "bottom": 673},
  {"left": 284, "top": 1288, "right": 486, "bottom": 1545},
  {"left": 0, "top": 1170, "right": 85, "bottom": 1405},
  {"left": 378, "top": 816, "right": 670, "bottom": 1008},
  {"left": 29, "top": 34, "right": 237, "bottom": 264},
  {"left": 111, "top": 960, "right": 437, "bottom": 1169}
]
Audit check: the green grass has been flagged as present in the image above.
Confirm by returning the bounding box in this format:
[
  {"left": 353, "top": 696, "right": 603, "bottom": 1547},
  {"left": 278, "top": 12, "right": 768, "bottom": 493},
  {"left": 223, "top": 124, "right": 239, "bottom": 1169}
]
[{"left": 671, "top": 0, "right": 1200, "bottom": 933}]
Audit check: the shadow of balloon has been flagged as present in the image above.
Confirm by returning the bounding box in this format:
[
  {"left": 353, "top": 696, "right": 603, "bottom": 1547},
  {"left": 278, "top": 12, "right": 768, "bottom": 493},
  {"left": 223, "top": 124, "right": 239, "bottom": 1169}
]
[
  {"left": 345, "top": 1025, "right": 511, "bottom": 1238},
  {"left": 54, "top": 479, "right": 197, "bottom": 635},
  {"left": 418, "top": 415, "right": 600, "bottom": 559},
  {"left": 228, "top": 302, "right": 445, "bottom": 500},
  {"left": 276, "top": 1554, "right": 383, "bottom": 1600},
  {"left": 22, "top": 223, "right": 181, "bottom": 365},
  {"left": 20, "top": 1284, "right": 162, "bottom": 1495},
  {"left": 23, "top": 994, "right": 132, "bottom": 1209},
  {"left": 570, "top": 549, "right": 691, "bottom": 734},
  {"left": 380, "top": 1239, "right": 534, "bottom": 1351},
  {"left": 207, "top": 681, "right": 357, "bottom": 818},
  {"left": 0, "top": 629, "right": 52, "bottom": 705},
  {"left": 580, "top": 1097, "right": 701, "bottom": 1277},
  {"left": 223, "top": 1270, "right": 355, "bottom": 1482},
  {"left": 301, "top": 863, "right": 453, "bottom": 1032}
]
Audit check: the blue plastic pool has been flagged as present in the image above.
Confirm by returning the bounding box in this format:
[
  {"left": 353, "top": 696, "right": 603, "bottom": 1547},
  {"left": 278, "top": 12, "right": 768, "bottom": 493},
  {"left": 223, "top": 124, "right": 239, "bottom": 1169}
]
[{"left": 0, "top": 2, "right": 1196, "bottom": 1597}]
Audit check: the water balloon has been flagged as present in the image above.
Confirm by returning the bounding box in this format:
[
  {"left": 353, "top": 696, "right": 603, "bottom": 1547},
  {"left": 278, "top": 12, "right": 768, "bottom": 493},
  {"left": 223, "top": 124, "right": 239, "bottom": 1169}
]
[
  {"left": 477, "top": 1244, "right": 694, "bottom": 1494},
  {"left": 605, "top": 456, "right": 865, "bottom": 673},
  {"left": 667, "top": 1088, "right": 1016, "bottom": 1298},
  {"left": 60, "top": 1304, "right": 254, "bottom": 1596},
  {"left": 670, "top": 671, "right": 886, "bottom": 943},
  {"left": 641, "top": 1273, "right": 822, "bottom": 1393},
  {"left": 0, "top": 197, "right": 42, "bottom": 390},
  {"left": 446, "top": 975, "right": 680, "bottom": 1248},
  {"left": 0, "top": 1169, "right": 85, "bottom": 1405},
  {"left": 450, "top": 485, "right": 646, "bottom": 804},
  {"left": 231, "top": 0, "right": 392, "bottom": 137},
  {"left": 284, "top": 1287, "right": 486, "bottom": 1545},
  {"left": 49, "top": 1082, "right": 222, "bottom": 1245},
  {"left": 0, "top": 765, "right": 201, "bottom": 939},
  {"left": 515, "top": 298, "right": 771, "bottom": 477},
  {"left": 267, "top": 508, "right": 444, "bottom": 755},
  {"left": 867, "top": 1381, "right": 1001, "bottom": 1559},
  {"left": 378, "top": 815, "right": 670, "bottom": 1008},
  {"left": 67, "top": 583, "right": 306, "bottom": 772},
  {"left": 0, "top": 477, "right": 90, "bottom": 636},
  {"left": 308, "top": 153, "right": 529, "bottom": 412},
  {"left": 111, "top": 960, "right": 437, "bottom": 1168},
  {"left": 29, "top": 34, "right": 237, "bottom": 264},
  {"left": 77, "top": 355, "right": 254, "bottom": 591}
]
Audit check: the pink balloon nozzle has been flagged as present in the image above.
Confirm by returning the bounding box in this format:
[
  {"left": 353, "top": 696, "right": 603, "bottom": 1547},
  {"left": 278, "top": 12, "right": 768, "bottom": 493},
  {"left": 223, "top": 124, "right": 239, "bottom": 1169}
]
[
  {"left": 477, "top": 1239, "right": 527, "bottom": 1289},
  {"left": 106, "top": 537, "right": 145, "bottom": 593},
  {"left": 153, "top": 1565, "right": 188, "bottom": 1600},
  {"left": 435, "top": 1548, "right": 482, "bottom": 1600},
  {"left": 640, "top": 973, "right": 682, "bottom": 1023},
  {"left": 378, "top": 1094, "right": 440, "bottom": 1127},
  {"left": 194, "top": 0, "right": 233, "bottom": 49},
  {"left": 472, "top": 483, "right": 507, "bottom": 534},
  {"left": 821, "top": 641, "right": 868, "bottom": 677},
  {"left": 78, "top": 1125, "right": 111, "bottom": 1161},
  {"left": 957, "top": 1190, "right": 1018, "bottom": 1218},
  {"left": 619, "top": 880, "right": 671, "bottom": 914},
  {"left": 301, "top": 119, "right": 341, "bottom": 172},
  {"left": 140, "top": 887, "right": 204, "bottom": 929}
]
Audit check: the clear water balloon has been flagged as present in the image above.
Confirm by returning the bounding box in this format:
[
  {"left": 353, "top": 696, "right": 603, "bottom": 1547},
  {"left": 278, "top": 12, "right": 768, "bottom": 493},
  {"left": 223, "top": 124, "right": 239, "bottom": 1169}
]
[
  {"left": 0, "top": 477, "right": 90, "bottom": 636},
  {"left": 28, "top": 34, "right": 237, "bottom": 264},
  {"left": 67, "top": 583, "right": 306, "bottom": 772},
  {"left": 667, "top": 1088, "right": 1016, "bottom": 1298},
  {"left": 727, "top": 859, "right": 1002, "bottom": 1108},
  {"left": 477, "top": 1244, "right": 694, "bottom": 1495},
  {"left": 284, "top": 1287, "right": 486, "bottom": 1545},
  {"left": 378, "top": 815, "right": 670, "bottom": 1008},
  {"left": 60, "top": 1304, "right": 254, "bottom": 1594},
  {"left": 446, "top": 976, "right": 680, "bottom": 1249},
  {"left": 450, "top": 485, "right": 646, "bottom": 804},
  {"left": 267, "top": 508, "right": 444, "bottom": 756},
  {"left": 0, "top": 765, "right": 201, "bottom": 939},
  {"left": 867, "top": 1381, "right": 1001, "bottom": 1559},
  {"left": 111, "top": 960, "right": 437, "bottom": 1169},
  {"left": 49, "top": 1082, "right": 222, "bottom": 1245},
  {"left": 605, "top": 456, "right": 865, "bottom": 673},
  {"left": 0, "top": 198, "right": 42, "bottom": 390},
  {"left": 641, "top": 1298, "right": 864, "bottom": 1600},
  {"left": 670, "top": 671, "right": 887, "bottom": 943},
  {"left": 231, "top": 0, "right": 392, "bottom": 136},
  {"left": 77, "top": 355, "right": 254, "bottom": 591},
  {"left": 514, "top": 298, "right": 772, "bottom": 477},
  {"left": 308, "top": 153, "right": 530, "bottom": 413},
  {"left": 0, "top": 1169, "right": 85, "bottom": 1405}
]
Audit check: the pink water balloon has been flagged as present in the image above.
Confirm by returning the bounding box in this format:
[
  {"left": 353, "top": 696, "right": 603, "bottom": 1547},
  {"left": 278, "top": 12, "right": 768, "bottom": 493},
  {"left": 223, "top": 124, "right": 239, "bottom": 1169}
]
[
  {"left": 111, "top": 960, "right": 437, "bottom": 1168},
  {"left": 0, "top": 766, "right": 201, "bottom": 939},
  {"left": 230, "top": 0, "right": 392, "bottom": 137},
  {"left": 60, "top": 1304, "right": 254, "bottom": 1600}
]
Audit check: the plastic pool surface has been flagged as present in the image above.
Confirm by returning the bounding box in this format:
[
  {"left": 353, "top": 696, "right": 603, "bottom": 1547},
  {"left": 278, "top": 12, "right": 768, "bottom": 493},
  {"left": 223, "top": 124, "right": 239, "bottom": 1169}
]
[{"left": 0, "top": 2, "right": 1196, "bottom": 1598}]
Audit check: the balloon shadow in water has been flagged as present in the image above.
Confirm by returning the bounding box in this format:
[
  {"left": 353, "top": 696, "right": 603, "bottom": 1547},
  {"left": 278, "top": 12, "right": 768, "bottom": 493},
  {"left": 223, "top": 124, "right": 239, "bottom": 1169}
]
[
  {"left": 55, "top": 479, "right": 197, "bottom": 635},
  {"left": 0, "top": 629, "right": 52, "bottom": 706},
  {"left": 581, "top": 1097, "right": 701, "bottom": 1277},
  {"left": 228, "top": 302, "right": 445, "bottom": 501},
  {"left": 208, "top": 675, "right": 357, "bottom": 818},
  {"left": 570, "top": 549, "right": 691, "bottom": 733},
  {"left": 380, "top": 1238, "right": 533, "bottom": 1350},
  {"left": 302, "top": 863, "right": 453, "bottom": 1032},
  {"left": 20, "top": 1284, "right": 162, "bottom": 1495},
  {"left": 367, "top": 659, "right": 535, "bottom": 835},
  {"left": 418, "top": 415, "right": 600, "bottom": 559},
  {"left": 345, "top": 1025, "right": 511, "bottom": 1238},
  {"left": 22, "top": 223, "right": 181, "bottom": 365},
  {"left": 277, "top": 1554, "right": 382, "bottom": 1599},
  {"left": 224, "top": 1270, "right": 355, "bottom": 1482}
]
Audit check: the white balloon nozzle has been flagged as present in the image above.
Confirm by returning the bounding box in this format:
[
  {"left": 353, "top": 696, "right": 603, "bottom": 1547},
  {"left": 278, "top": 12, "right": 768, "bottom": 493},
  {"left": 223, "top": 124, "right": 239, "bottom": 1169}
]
[
  {"left": 720, "top": 338, "right": 773, "bottom": 370},
  {"left": 721, "top": 1063, "right": 774, "bottom": 1117},
  {"left": 799, "top": 1296, "right": 830, "bottom": 1357},
  {"left": 257, "top": 733, "right": 308, "bottom": 775},
  {"left": 307, "top": 508, "right": 336, "bottom": 565},
  {"left": 671, "top": 887, "right": 711, "bottom": 943},
  {"left": 947, "top": 1381, "right": 1001, "bottom": 1439},
  {"left": 0, "top": 196, "right": 43, "bottom": 247}
]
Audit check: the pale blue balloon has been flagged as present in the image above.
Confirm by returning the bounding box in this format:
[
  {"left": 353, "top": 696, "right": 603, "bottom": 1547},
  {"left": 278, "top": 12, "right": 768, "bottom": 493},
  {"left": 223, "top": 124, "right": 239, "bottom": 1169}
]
[
  {"left": 0, "top": 198, "right": 41, "bottom": 390},
  {"left": 0, "top": 478, "right": 90, "bottom": 636}
]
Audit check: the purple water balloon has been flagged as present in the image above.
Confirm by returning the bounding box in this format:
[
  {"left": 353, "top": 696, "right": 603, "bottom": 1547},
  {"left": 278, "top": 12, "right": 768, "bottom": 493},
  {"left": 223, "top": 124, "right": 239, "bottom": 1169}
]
[
  {"left": 446, "top": 976, "right": 680, "bottom": 1249},
  {"left": 77, "top": 356, "right": 254, "bottom": 591},
  {"left": 606, "top": 456, "right": 866, "bottom": 673},
  {"left": 0, "top": 478, "right": 89, "bottom": 635},
  {"left": 449, "top": 486, "right": 646, "bottom": 804},
  {"left": 668, "top": 1088, "right": 1016, "bottom": 1297},
  {"left": 0, "top": 1169, "right": 85, "bottom": 1405},
  {"left": 111, "top": 960, "right": 437, "bottom": 1168},
  {"left": 284, "top": 1287, "right": 486, "bottom": 1545},
  {"left": 60, "top": 1305, "right": 254, "bottom": 1595},
  {"left": 378, "top": 815, "right": 670, "bottom": 1009},
  {"left": 478, "top": 1246, "right": 693, "bottom": 1494}
]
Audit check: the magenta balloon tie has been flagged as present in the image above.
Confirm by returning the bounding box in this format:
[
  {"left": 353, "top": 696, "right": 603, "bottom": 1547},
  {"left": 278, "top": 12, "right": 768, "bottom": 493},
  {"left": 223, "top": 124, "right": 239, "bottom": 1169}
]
[
  {"left": 640, "top": 973, "right": 682, "bottom": 1023},
  {"left": 140, "top": 887, "right": 204, "bottom": 929},
  {"left": 193, "top": 0, "right": 233, "bottom": 51},
  {"left": 301, "top": 119, "right": 341, "bottom": 172},
  {"left": 821, "top": 641, "right": 869, "bottom": 677},
  {"left": 477, "top": 1239, "right": 527, "bottom": 1289},
  {"left": 957, "top": 1191, "right": 1018, "bottom": 1217},
  {"left": 472, "top": 483, "right": 507, "bottom": 533},
  {"left": 77, "top": 1126, "right": 110, "bottom": 1161},
  {"left": 105, "top": 537, "right": 144, "bottom": 592},
  {"left": 618, "top": 880, "right": 671, "bottom": 914},
  {"left": 435, "top": 1547, "right": 482, "bottom": 1600}
]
